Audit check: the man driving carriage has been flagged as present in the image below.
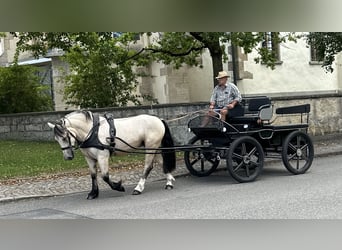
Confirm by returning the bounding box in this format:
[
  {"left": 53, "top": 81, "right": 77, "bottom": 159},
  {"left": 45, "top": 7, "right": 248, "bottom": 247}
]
[{"left": 208, "top": 70, "right": 242, "bottom": 121}]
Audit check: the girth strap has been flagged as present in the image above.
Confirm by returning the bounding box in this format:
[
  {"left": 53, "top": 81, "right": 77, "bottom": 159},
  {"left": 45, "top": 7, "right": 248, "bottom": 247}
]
[{"left": 104, "top": 113, "right": 116, "bottom": 149}]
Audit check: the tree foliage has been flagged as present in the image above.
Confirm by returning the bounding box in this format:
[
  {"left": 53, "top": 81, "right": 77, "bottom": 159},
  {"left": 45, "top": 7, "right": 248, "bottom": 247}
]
[
  {"left": 306, "top": 32, "right": 342, "bottom": 72},
  {"left": 13, "top": 32, "right": 149, "bottom": 108},
  {"left": 0, "top": 64, "right": 53, "bottom": 114},
  {"left": 62, "top": 33, "right": 142, "bottom": 108}
]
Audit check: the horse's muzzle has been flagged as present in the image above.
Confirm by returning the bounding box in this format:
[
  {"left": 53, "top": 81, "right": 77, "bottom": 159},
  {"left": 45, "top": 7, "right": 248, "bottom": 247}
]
[
  {"left": 65, "top": 155, "right": 74, "bottom": 160},
  {"left": 62, "top": 148, "right": 74, "bottom": 160}
]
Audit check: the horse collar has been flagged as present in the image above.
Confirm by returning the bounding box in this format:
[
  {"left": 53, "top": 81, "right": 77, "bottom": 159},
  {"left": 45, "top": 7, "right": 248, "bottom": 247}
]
[{"left": 79, "top": 112, "right": 116, "bottom": 155}]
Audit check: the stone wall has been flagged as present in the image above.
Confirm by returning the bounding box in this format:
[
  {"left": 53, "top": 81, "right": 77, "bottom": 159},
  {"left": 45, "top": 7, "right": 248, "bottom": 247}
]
[
  {"left": 271, "top": 94, "right": 342, "bottom": 136},
  {"left": 0, "top": 102, "right": 207, "bottom": 145},
  {"left": 1, "top": 94, "right": 342, "bottom": 145}
]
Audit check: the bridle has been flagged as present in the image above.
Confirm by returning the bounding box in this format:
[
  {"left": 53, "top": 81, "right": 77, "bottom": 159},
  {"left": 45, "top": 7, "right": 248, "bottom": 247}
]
[{"left": 54, "top": 119, "right": 79, "bottom": 151}]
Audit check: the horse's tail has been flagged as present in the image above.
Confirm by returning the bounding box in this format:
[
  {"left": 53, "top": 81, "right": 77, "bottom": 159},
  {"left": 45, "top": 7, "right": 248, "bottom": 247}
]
[{"left": 161, "top": 119, "right": 176, "bottom": 173}]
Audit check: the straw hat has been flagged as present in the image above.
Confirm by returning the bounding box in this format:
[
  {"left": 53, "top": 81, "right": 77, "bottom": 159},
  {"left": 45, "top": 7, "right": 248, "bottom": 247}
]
[{"left": 215, "top": 71, "right": 230, "bottom": 79}]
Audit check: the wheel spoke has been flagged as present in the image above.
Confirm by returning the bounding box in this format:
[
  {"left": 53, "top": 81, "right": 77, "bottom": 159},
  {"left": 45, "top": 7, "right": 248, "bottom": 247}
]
[
  {"left": 288, "top": 142, "right": 297, "bottom": 152},
  {"left": 233, "top": 161, "right": 244, "bottom": 172},
  {"left": 241, "top": 143, "right": 247, "bottom": 155},
  {"left": 247, "top": 147, "right": 257, "bottom": 157},
  {"left": 207, "top": 159, "right": 216, "bottom": 165},
  {"left": 245, "top": 165, "right": 250, "bottom": 177},
  {"left": 300, "top": 143, "right": 308, "bottom": 151},
  {"left": 200, "top": 159, "right": 205, "bottom": 172},
  {"left": 296, "top": 136, "right": 301, "bottom": 148},
  {"left": 288, "top": 153, "right": 297, "bottom": 161},
  {"left": 190, "top": 158, "right": 199, "bottom": 166},
  {"left": 232, "top": 152, "right": 243, "bottom": 160}
]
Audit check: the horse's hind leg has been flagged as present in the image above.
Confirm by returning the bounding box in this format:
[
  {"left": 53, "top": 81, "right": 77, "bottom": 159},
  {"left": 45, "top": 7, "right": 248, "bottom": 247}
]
[
  {"left": 157, "top": 154, "right": 175, "bottom": 190},
  {"left": 165, "top": 173, "right": 175, "bottom": 190},
  {"left": 132, "top": 154, "right": 155, "bottom": 195}
]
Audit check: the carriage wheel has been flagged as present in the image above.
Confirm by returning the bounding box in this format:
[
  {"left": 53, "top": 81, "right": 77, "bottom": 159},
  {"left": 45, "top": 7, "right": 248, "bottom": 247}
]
[
  {"left": 282, "top": 131, "right": 314, "bottom": 174},
  {"left": 227, "top": 136, "right": 264, "bottom": 183},
  {"left": 184, "top": 136, "right": 220, "bottom": 177}
]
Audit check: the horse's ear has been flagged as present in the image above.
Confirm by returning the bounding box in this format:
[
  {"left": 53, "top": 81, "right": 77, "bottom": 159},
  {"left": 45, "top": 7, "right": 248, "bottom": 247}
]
[{"left": 47, "top": 122, "right": 55, "bottom": 129}]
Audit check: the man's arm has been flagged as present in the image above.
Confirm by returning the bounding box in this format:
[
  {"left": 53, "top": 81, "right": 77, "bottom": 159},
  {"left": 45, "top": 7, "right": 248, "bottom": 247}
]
[
  {"left": 227, "top": 85, "right": 241, "bottom": 109},
  {"left": 228, "top": 100, "right": 238, "bottom": 108}
]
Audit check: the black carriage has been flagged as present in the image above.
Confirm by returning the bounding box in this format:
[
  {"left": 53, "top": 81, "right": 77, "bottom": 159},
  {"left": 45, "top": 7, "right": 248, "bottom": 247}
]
[{"left": 184, "top": 96, "right": 314, "bottom": 183}]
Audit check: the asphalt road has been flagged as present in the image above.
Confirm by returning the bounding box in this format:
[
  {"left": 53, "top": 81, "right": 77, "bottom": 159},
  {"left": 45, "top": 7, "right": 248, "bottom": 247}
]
[{"left": 1, "top": 154, "right": 342, "bottom": 219}]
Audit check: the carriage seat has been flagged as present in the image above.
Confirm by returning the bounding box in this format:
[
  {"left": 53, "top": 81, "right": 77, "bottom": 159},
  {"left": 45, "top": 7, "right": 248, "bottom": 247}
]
[{"left": 228, "top": 96, "right": 272, "bottom": 125}]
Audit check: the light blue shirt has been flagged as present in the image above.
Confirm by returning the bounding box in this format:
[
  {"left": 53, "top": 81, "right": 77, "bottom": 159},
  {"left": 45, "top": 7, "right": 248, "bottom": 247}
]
[{"left": 210, "top": 82, "right": 242, "bottom": 107}]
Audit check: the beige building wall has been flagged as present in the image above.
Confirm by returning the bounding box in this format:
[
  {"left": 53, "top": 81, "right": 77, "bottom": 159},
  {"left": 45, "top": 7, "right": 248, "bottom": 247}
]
[
  {"left": 237, "top": 36, "right": 340, "bottom": 97},
  {"left": 0, "top": 33, "right": 33, "bottom": 66},
  {"left": 138, "top": 40, "right": 218, "bottom": 105},
  {"left": 141, "top": 60, "right": 214, "bottom": 105}
]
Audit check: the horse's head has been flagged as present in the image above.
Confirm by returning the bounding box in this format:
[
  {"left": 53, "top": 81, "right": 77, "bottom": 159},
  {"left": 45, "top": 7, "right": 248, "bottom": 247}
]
[
  {"left": 48, "top": 110, "right": 94, "bottom": 160},
  {"left": 48, "top": 119, "right": 76, "bottom": 160}
]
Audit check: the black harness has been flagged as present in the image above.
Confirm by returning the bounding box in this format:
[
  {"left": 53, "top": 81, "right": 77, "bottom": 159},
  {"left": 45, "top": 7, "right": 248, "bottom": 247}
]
[{"left": 79, "top": 112, "right": 116, "bottom": 155}]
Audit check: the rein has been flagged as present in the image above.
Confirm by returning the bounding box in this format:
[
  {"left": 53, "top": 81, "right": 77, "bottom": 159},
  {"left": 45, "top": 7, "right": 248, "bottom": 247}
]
[{"left": 165, "top": 109, "right": 210, "bottom": 122}]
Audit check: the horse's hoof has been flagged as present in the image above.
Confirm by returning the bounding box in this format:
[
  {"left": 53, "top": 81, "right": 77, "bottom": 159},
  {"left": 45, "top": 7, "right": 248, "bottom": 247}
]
[
  {"left": 165, "top": 185, "right": 173, "bottom": 190},
  {"left": 132, "top": 190, "right": 142, "bottom": 195},
  {"left": 113, "top": 180, "right": 125, "bottom": 192},
  {"left": 87, "top": 193, "right": 98, "bottom": 200},
  {"left": 115, "top": 185, "right": 125, "bottom": 192}
]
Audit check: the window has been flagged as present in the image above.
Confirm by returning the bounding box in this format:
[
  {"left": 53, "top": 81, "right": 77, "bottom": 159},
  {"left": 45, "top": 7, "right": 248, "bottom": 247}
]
[
  {"left": 112, "top": 32, "right": 123, "bottom": 38},
  {"left": 310, "top": 45, "right": 323, "bottom": 62},
  {"left": 112, "top": 32, "right": 140, "bottom": 41},
  {"left": 262, "top": 32, "right": 281, "bottom": 62},
  {"left": 309, "top": 34, "right": 324, "bottom": 63}
]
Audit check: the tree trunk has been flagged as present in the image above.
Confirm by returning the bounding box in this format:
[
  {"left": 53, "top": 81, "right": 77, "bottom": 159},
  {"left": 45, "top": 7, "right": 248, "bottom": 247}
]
[
  {"left": 208, "top": 45, "right": 223, "bottom": 87},
  {"left": 189, "top": 32, "right": 224, "bottom": 87}
]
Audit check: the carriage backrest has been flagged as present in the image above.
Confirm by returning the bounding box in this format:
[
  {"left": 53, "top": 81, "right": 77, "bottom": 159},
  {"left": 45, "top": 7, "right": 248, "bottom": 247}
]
[
  {"left": 275, "top": 103, "right": 311, "bottom": 124},
  {"left": 227, "top": 96, "right": 273, "bottom": 125},
  {"left": 275, "top": 104, "right": 310, "bottom": 114},
  {"left": 248, "top": 97, "right": 271, "bottom": 112}
]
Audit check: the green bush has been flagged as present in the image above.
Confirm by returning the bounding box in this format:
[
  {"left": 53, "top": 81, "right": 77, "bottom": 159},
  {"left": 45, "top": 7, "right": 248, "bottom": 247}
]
[{"left": 0, "top": 64, "right": 53, "bottom": 114}]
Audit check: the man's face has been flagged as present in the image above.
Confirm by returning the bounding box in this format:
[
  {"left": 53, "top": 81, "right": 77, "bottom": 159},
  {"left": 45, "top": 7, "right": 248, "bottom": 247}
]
[{"left": 217, "top": 77, "right": 228, "bottom": 86}]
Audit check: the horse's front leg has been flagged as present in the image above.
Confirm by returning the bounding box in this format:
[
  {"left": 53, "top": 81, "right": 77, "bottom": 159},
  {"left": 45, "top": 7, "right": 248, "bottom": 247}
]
[
  {"left": 98, "top": 154, "right": 125, "bottom": 193},
  {"left": 84, "top": 157, "right": 99, "bottom": 200}
]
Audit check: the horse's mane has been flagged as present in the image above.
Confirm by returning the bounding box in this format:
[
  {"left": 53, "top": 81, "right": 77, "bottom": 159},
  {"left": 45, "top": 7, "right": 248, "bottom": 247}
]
[{"left": 66, "top": 110, "right": 93, "bottom": 122}]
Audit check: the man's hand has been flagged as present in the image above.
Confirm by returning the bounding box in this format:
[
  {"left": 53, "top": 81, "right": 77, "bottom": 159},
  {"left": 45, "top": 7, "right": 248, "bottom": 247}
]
[{"left": 227, "top": 103, "right": 235, "bottom": 109}]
